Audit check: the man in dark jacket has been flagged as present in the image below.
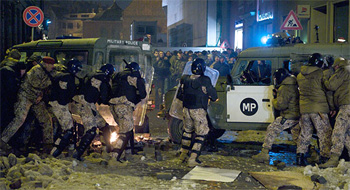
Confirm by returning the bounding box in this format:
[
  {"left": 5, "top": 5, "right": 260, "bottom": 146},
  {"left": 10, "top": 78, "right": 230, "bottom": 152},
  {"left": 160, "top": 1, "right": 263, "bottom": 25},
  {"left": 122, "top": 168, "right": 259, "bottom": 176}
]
[
  {"left": 109, "top": 62, "right": 146, "bottom": 162},
  {"left": 251, "top": 60, "right": 271, "bottom": 83},
  {"left": 71, "top": 64, "right": 115, "bottom": 160},
  {"left": 320, "top": 58, "right": 350, "bottom": 168},
  {"left": 296, "top": 53, "right": 332, "bottom": 166},
  {"left": 212, "top": 56, "right": 231, "bottom": 77},
  {"left": 177, "top": 58, "right": 218, "bottom": 167},
  {"left": 252, "top": 68, "right": 300, "bottom": 164},
  {"left": 49, "top": 59, "right": 82, "bottom": 157}
]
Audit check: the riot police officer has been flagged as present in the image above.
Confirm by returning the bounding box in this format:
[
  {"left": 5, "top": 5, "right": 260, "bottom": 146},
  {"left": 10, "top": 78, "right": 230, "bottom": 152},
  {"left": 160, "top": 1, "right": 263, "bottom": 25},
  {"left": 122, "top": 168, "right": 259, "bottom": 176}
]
[
  {"left": 296, "top": 53, "right": 332, "bottom": 166},
  {"left": 320, "top": 58, "right": 350, "bottom": 168},
  {"left": 252, "top": 68, "right": 300, "bottom": 164},
  {"left": 71, "top": 64, "right": 115, "bottom": 160},
  {"left": 109, "top": 62, "right": 146, "bottom": 162},
  {"left": 177, "top": 58, "right": 218, "bottom": 167},
  {"left": 49, "top": 59, "right": 82, "bottom": 157}
]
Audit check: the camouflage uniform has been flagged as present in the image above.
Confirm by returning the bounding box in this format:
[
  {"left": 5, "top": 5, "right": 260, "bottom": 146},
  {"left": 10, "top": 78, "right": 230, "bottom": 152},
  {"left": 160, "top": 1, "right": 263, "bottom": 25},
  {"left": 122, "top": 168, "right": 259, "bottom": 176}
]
[
  {"left": 182, "top": 107, "right": 209, "bottom": 153},
  {"left": 263, "top": 76, "right": 300, "bottom": 149},
  {"left": 323, "top": 59, "right": 350, "bottom": 157},
  {"left": 1, "top": 64, "right": 53, "bottom": 144},
  {"left": 296, "top": 65, "right": 332, "bottom": 158},
  {"left": 109, "top": 67, "right": 146, "bottom": 161},
  {"left": 71, "top": 95, "right": 107, "bottom": 132},
  {"left": 297, "top": 113, "right": 332, "bottom": 157},
  {"left": 178, "top": 74, "right": 218, "bottom": 166},
  {"left": 263, "top": 117, "right": 299, "bottom": 149},
  {"left": 329, "top": 105, "right": 350, "bottom": 156}
]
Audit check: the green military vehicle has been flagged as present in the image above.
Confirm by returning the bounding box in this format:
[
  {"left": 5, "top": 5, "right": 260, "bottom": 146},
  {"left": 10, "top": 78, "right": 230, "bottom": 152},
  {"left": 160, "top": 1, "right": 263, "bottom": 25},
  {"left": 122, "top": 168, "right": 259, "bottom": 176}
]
[
  {"left": 162, "top": 43, "right": 350, "bottom": 144},
  {"left": 12, "top": 38, "right": 154, "bottom": 131}
]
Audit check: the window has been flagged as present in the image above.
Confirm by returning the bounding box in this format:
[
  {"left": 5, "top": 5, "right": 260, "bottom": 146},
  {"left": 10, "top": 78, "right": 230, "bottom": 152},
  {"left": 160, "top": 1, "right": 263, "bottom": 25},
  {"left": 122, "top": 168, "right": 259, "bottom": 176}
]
[
  {"left": 54, "top": 50, "right": 90, "bottom": 77},
  {"left": 137, "top": 26, "right": 145, "bottom": 34},
  {"left": 68, "top": 23, "right": 73, "bottom": 29},
  {"left": 249, "top": 60, "right": 272, "bottom": 84},
  {"left": 235, "top": 59, "right": 272, "bottom": 85},
  {"left": 109, "top": 49, "right": 139, "bottom": 73},
  {"left": 81, "top": 14, "right": 89, "bottom": 18},
  {"left": 146, "top": 26, "right": 155, "bottom": 35},
  {"left": 94, "top": 52, "right": 104, "bottom": 71},
  {"left": 70, "top": 15, "right": 77, "bottom": 18},
  {"left": 77, "top": 23, "right": 80, "bottom": 29}
]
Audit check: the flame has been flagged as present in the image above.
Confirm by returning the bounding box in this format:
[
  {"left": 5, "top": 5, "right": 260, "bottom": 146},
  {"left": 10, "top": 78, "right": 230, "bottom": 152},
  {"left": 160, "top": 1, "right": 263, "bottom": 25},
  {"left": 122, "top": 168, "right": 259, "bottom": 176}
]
[{"left": 110, "top": 132, "right": 118, "bottom": 143}]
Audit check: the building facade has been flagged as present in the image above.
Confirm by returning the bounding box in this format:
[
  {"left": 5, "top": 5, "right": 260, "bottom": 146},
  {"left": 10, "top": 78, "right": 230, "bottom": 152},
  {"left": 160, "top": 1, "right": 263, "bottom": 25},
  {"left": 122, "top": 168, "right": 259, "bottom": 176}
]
[
  {"left": 163, "top": 0, "right": 350, "bottom": 50},
  {"left": 0, "top": 0, "right": 42, "bottom": 59}
]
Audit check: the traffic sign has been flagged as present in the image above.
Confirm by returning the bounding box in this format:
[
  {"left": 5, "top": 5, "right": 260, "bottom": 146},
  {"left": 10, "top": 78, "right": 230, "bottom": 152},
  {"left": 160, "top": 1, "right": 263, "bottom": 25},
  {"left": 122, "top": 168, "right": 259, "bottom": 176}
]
[
  {"left": 23, "top": 6, "right": 44, "bottom": 27},
  {"left": 220, "top": 39, "right": 231, "bottom": 49},
  {"left": 280, "top": 10, "right": 303, "bottom": 30}
]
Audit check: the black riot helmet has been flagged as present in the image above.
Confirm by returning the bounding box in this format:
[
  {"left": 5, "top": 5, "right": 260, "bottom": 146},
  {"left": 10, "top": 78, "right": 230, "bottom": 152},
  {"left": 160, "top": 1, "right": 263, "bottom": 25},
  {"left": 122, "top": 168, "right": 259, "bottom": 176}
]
[
  {"left": 191, "top": 58, "right": 206, "bottom": 75},
  {"left": 273, "top": 68, "right": 290, "bottom": 86},
  {"left": 324, "top": 56, "right": 335, "bottom": 68},
  {"left": 125, "top": 62, "right": 141, "bottom": 72},
  {"left": 67, "top": 58, "right": 83, "bottom": 74},
  {"left": 100, "top": 64, "right": 116, "bottom": 76},
  {"left": 308, "top": 53, "right": 324, "bottom": 68}
]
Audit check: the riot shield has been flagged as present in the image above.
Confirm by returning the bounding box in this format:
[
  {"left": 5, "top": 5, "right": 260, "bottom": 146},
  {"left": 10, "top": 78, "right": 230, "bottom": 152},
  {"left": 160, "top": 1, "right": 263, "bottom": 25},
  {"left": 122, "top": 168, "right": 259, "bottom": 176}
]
[
  {"left": 133, "top": 62, "right": 154, "bottom": 126},
  {"left": 169, "top": 61, "right": 219, "bottom": 120}
]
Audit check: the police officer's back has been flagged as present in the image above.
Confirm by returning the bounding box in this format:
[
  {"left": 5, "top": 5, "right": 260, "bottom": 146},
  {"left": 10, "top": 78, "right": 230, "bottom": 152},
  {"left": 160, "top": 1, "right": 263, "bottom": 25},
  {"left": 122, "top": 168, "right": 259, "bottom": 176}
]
[
  {"left": 177, "top": 58, "right": 217, "bottom": 167},
  {"left": 111, "top": 62, "right": 146, "bottom": 105}
]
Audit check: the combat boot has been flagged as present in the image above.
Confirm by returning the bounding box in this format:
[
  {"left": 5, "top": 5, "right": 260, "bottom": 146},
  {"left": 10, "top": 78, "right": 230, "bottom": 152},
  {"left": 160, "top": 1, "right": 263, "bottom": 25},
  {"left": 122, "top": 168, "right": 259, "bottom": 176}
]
[
  {"left": 252, "top": 148, "right": 270, "bottom": 164},
  {"left": 177, "top": 150, "right": 189, "bottom": 164},
  {"left": 307, "top": 146, "right": 319, "bottom": 165},
  {"left": 296, "top": 153, "right": 307, "bottom": 166},
  {"left": 0, "top": 139, "right": 12, "bottom": 156},
  {"left": 319, "top": 154, "right": 339, "bottom": 168},
  {"left": 73, "top": 127, "right": 97, "bottom": 161},
  {"left": 51, "top": 129, "right": 73, "bottom": 157},
  {"left": 42, "top": 144, "right": 54, "bottom": 155},
  {"left": 188, "top": 153, "right": 202, "bottom": 168},
  {"left": 318, "top": 156, "right": 329, "bottom": 165}
]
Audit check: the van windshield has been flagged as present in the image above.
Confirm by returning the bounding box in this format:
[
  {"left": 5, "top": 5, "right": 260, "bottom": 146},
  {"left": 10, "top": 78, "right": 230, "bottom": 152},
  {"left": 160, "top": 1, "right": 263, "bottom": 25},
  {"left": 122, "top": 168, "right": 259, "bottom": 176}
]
[
  {"left": 232, "top": 59, "right": 272, "bottom": 85},
  {"left": 231, "top": 60, "right": 248, "bottom": 84}
]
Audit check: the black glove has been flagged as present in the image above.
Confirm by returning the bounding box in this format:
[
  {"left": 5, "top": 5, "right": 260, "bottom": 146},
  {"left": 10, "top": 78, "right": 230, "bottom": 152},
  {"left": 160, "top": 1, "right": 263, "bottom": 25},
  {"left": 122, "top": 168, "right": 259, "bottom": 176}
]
[{"left": 273, "top": 89, "right": 277, "bottom": 99}]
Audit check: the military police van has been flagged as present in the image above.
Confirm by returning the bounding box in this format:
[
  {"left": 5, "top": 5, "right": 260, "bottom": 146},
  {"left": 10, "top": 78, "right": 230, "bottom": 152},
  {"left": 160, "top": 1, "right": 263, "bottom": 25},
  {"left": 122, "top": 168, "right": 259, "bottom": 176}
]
[
  {"left": 12, "top": 38, "right": 153, "bottom": 129},
  {"left": 163, "top": 43, "right": 350, "bottom": 143}
]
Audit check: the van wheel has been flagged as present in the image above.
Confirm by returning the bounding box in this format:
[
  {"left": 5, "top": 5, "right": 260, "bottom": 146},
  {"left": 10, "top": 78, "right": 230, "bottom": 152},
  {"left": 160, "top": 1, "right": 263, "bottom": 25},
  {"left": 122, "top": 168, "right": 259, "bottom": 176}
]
[{"left": 168, "top": 117, "right": 183, "bottom": 144}]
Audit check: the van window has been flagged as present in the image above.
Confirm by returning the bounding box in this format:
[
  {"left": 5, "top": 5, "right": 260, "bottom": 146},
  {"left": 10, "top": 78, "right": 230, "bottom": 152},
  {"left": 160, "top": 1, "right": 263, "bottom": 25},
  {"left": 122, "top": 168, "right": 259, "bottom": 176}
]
[
  {"left": 248, "top": 60, "right": 272, "bottom": 85},
  {"left": 54, "top": 51, "right": 88, "bottom": 66},
  {"left": 236, "top": 59, "right": 272, "bottom": 85},
  {"left": 23, "top": 51, "right": 49, "bottom": 62},
  {"left": 232, "top": 60, "right": 248, "bottom": 77},
  {"left": 109, "top": 49, "right": 139, "bottom": 73},
  {"left": 95, "top": 52, "right": 104, "bottom": 65},
  {"left": 54, "top": 50, "right": 90, "bottom": 77}
]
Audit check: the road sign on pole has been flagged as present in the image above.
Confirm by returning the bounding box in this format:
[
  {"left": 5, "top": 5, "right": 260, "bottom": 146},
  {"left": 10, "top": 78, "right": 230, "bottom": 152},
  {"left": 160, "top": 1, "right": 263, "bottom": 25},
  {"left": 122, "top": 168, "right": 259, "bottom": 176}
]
[
  {"left": 23, "top": 6, "right": 44, "bottom": 27},
  {"left": 280, "top": 10, "right": 303, "bottom": 30}
]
